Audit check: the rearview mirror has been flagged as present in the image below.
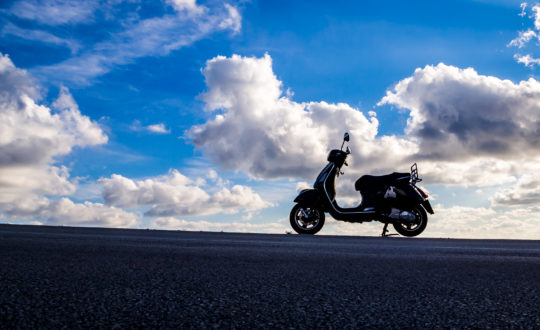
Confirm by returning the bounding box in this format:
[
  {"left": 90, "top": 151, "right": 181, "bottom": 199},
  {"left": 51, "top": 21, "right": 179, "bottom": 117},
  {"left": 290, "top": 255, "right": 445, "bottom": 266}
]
[{"left": 344, "top": 132, "right": 350, "bottom": 142}]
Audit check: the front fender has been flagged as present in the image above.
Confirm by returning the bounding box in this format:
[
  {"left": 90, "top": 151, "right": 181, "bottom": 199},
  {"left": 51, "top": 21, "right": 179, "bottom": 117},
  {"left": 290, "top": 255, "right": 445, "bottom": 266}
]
[{"left": 294, "top": 189, "right": 322, "bottom": 206}]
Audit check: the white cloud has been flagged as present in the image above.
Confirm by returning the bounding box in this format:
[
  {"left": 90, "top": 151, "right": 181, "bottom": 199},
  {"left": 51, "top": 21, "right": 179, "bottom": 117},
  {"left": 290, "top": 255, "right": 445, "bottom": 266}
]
[
  {"left": 0, "top": 75, "right": 106, "bottom": 170},
  {"left": 519, "top": 2, "right": 527, "bottom": 17},
  {"left": 514, "top": 53, "right": 540, "bottom": 67},
  {"left": 4, "top": 196, "right": 138, "bottom": 228},
  {"left": 147, "top": 123, "right": 170, "bottom": 134},
  {"left": 509, "top": 3, "right": 540, "bottom": 67},
  {"left": 130, "top": 121, "right": 171, "bottom": 134},
  {"left": 219, "top": 4, "right": 242, "bottom": 33},
  {"left": 424, "top": 205, "right": 497, "bottom": 238},
  {"left": 149, "top": 217, "right": 287, "bottom": 233},
  {"left": 0, "top": 54, "right": 106, "bottom": 205},
  {"left": 508, "top": 29, "right": 537, "bottom": 48},
  {"left": 425, "top": 205, "right": 540, "bottom": 239},
  {"left": 296, "top": 181, "right": 311, "bottom": 192},
  {"left": 533, "top": 5, "right": 540, "bottom": 30},
  {"left": 181, "top": 53, "right": 540, "bottom": 239},
  {"left": 0, "top": 53, "right": 138, "bottom": 228},
  {"left": 492, "top": 173, "right": 540, "bottom": 206},
  {"left": 44, "top": 198, "right": 137, "bottom": 227},
  {"left": 28, "top": 1, "right": 243, "bottom": 85},
  {"left": 8, "top": 0, "right": 99, "bottom": 26},
  {"left": 418, "top": 159, "right": 518, "bottom": 187},
  {"left": 167, "top": 0, "right": 206, "bottom": 16},
  {"left": 0, "top": 52, "right": 40, "bottom": 99},
  {"left": 190, "top": 54, "right": 540, "bottom": 191},
  {"left": 189, "top": 54, "right": 417, "bottom": 180},
  {"left": 99, "top": 169, "right": 272, "bottom": 217},
  {"left": 1, "top": 23, "right": 81, "bottom": 54},
  {"left": 0, "top": 166, "right": 75, "bottom": 204}
]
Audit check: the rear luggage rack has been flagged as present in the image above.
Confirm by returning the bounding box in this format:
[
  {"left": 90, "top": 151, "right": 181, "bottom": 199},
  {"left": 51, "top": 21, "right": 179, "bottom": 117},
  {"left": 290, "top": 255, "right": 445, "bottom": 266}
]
[{"left": 411, "top": 163, "right": 422, "bottom": 183}]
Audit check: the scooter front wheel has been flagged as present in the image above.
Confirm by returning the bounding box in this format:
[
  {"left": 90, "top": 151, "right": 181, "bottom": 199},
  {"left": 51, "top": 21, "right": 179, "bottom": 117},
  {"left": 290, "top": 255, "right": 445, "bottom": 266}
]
[{"left": 290, "top": 204, "right": 325, "bottom": 235}]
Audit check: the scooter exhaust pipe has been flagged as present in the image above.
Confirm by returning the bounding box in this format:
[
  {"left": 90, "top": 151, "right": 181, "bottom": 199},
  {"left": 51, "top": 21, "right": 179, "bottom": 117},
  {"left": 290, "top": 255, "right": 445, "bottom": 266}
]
[{"left": 387, "top": 208, "right": 416, "bottom": 223}]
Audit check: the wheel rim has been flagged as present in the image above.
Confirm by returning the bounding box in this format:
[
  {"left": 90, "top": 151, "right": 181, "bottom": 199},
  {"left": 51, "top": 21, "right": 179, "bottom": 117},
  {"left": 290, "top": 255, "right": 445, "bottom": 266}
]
[
  {"left": 397, "top": 208, "right": 423, "bottom": 232},
  {"left": 294, "top": 207, "right": 320, "bottom": 230}
]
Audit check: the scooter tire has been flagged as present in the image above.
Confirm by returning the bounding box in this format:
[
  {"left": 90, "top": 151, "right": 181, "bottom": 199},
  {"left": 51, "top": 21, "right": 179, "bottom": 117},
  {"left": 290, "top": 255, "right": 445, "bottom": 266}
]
[
  {"left": 392, "top": 206, "right": 428, "bottom": 237},
  {"left": 289, "top": 204, "right": 325, "bottom": 235}
]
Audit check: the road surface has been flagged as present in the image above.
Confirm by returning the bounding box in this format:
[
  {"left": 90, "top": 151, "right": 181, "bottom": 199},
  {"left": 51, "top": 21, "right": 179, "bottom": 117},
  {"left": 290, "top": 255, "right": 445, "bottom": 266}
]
[{"left": 1, "top": 224, "right": 539, "bottom": 328}]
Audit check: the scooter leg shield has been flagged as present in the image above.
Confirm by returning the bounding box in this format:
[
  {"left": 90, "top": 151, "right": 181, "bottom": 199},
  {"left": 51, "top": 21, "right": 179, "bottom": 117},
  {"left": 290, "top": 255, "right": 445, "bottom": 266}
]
[{"left": 293, "top": 189, "right": 321, "bottom": 207}]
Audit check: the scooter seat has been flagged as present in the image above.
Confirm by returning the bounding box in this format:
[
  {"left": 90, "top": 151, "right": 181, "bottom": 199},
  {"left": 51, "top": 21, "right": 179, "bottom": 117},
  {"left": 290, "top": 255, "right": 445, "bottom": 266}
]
[{"left": 355, "top": 172, "right": 410, "bottom": 191}]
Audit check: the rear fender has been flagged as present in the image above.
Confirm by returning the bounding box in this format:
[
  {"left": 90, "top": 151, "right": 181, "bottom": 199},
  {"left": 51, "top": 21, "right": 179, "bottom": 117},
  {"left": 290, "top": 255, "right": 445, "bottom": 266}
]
[
  {"left": 395, "top": 184, "right": 424, "bottom": 204},
  {"left": 394, "top": 184, "right": 434, "bottom": 214},
  {"left": 422, "top": 200, "right": 434, "bottom": 214}
]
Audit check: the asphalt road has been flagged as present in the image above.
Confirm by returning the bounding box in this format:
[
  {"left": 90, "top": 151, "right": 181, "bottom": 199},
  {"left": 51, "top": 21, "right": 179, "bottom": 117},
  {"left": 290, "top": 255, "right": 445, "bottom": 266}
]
[{"left": 1, "top": 224, "right": 539, "bottom": 328}]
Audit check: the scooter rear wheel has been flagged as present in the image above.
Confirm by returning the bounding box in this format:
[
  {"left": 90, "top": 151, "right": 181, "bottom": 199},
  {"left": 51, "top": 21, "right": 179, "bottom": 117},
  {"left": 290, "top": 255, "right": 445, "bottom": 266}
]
[
  {"left": 392, "top": 206, "right": 428, "bottom": 237},
  {"left": 290, "top": 204, "right": 325, "bottom": 235}
]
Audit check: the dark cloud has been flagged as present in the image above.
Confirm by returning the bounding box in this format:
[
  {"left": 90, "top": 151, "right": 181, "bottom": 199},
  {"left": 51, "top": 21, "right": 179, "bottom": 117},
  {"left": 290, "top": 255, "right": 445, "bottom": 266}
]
[{"left": 380, "top": 64, "right": 540, "bottom": 160}]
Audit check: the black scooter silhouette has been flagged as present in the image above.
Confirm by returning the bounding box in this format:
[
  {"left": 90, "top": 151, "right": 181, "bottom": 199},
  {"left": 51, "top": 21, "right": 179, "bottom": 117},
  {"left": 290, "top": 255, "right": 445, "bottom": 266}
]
[{"left": 290, "top": 133, "right": 434, "bottom": 237}]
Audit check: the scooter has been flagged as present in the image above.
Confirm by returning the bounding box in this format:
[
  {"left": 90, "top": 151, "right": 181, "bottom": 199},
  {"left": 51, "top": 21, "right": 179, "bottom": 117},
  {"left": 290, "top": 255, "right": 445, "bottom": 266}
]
[{"left": 290, "top": 133, "right": 434, "bottom": 237}]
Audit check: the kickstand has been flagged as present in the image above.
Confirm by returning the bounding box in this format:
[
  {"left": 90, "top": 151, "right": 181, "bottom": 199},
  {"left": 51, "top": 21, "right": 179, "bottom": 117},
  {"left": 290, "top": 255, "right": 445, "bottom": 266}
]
[{"left": 381, "top": 223, "right": 398, "bottom": 237}]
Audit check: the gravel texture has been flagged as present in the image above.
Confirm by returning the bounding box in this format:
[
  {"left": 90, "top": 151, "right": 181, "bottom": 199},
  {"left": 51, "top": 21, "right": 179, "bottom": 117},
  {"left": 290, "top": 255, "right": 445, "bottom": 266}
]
[{"left": 1, "top": 224, "right": 539, "bottom": 329}]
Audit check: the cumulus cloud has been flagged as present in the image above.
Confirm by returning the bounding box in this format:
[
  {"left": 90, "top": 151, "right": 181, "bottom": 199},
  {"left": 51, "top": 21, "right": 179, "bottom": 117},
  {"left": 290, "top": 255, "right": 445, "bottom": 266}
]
[
  {"left": 377, "top": 63, "right": 540, "bottom": 191},
  {"left": 0, "top": 53, "right": 134, "bottom": 227},
  {"left": 188, "top": 54, "right": 417, "bottom": 180},
  {"left": 0, "top": 52, "right": 40, "bottom": 99},
  {"left": 0, "top": 81, "right": 107, "bottom": 168},
  {"left": 189, "top": 53, "right": 540, "bottom": 192},
  {"left": 379, "top": 63, "right": 540, "bottom": 161},
  {"left": 0, "top": 166, "right": 75, "bottom": 204},
  {"left": 99, "top": 169, "right": 272, "bottom": 217},
  {"left": 4, "top": 196, "right": 137, "bottom": 228},
  {"left": 0, "top": 54, "right": 106, "bottom": 201}
]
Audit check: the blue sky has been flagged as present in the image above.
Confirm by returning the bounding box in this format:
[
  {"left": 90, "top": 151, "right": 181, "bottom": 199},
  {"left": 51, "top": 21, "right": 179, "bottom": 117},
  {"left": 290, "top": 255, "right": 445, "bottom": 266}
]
[{"left": 1, "top": 0, "right": 540, "bottom": 238}]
